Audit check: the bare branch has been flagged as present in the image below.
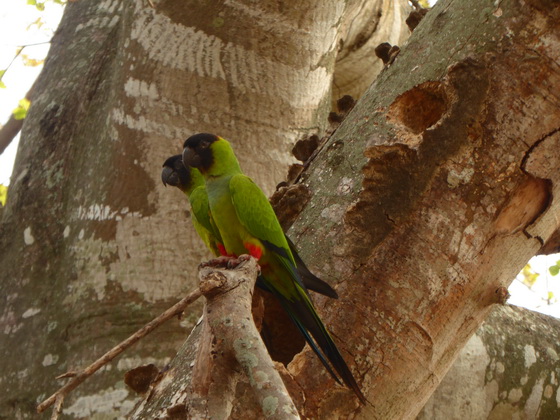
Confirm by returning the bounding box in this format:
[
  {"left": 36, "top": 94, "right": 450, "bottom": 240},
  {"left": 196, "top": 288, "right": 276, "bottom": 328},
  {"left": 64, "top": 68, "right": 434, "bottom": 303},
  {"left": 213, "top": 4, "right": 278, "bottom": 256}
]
[
  {"left": 0, "top": 115, "right": 23, "bottom": 155},
  {"left": 50, "top": 395, "right": 64, "bottom": 420},
  {"left": 130, "top": 258, "right": 300, "bottom": 418},
  {"left": 195, "top": 258, "right": 300, "bottom": 419},
  {"left": 1, "top": 80, "right": 38, "bottom": 156},
  {"left": 37, "top": 287, "right": 203, "bottom": 414}
]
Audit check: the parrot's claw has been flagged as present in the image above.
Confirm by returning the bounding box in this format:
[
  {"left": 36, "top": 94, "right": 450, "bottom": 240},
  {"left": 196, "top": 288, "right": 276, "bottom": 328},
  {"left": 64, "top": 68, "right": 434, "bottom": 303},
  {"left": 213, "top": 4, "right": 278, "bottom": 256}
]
[
  {"left": 200, "top": 254, "right": 254, "bottom": 270},
  {"left": 226, "top": 254, "right": 252, "bottom": 269},
  {"left": 199, "top": 256, "right": 234, "bottom": 268}
]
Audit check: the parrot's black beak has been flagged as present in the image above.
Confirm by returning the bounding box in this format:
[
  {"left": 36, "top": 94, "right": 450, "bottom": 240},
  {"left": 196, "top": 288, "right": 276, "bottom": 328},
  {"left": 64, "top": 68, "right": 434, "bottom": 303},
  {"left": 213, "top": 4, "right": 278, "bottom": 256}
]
[
  {"left": 161, "top": 166, "right": 177, "bottom": 187},
  {"left": 182, "top": 147, "right": 201, "bottom": 169}
]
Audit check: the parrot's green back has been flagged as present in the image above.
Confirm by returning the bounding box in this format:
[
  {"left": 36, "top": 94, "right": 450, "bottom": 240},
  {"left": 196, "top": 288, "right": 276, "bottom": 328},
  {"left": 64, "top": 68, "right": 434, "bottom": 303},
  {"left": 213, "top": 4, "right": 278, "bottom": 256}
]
[{"left": 182, "top": 134, "right": 365, "bottom": 403}]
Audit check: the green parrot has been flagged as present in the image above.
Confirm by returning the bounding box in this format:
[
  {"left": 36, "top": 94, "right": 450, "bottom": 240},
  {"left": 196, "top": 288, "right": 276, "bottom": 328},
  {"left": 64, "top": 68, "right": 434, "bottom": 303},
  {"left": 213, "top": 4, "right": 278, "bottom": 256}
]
[
  {"left": 161, "top": 154, "right": 338, "bottom": 299},
  {"left": 182, "top": 133, "right": 365, "bottom": 403},
  {"left": 162, "top": 154, "right": 223, "bottom": 256}
]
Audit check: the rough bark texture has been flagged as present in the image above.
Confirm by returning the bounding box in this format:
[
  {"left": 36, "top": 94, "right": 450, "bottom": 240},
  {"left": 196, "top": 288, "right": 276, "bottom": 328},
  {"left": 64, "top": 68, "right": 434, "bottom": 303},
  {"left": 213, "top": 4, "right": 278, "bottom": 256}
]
[
  {"left": 419, "top": 305, "right": 560, "bottom": 420},
  {"left": 0, "top": 0, "right": 407, "bottom": 418},
  {"left": 284, "top": 0, "right": 560, "bottom": 418}
]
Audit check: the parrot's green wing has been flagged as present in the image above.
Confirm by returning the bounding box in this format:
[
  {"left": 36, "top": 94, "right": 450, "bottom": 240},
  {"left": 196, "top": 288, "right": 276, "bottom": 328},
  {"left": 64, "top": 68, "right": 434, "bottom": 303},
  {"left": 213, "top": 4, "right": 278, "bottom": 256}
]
[
  {"left": 229, "top": 174, "right": 294, "bottom": 261},
  {"left": 189, "top": 186, "right": 223, "bottom": 256},
  {"left": 229, "top": 174, "right": 364, "bottom": 401}
]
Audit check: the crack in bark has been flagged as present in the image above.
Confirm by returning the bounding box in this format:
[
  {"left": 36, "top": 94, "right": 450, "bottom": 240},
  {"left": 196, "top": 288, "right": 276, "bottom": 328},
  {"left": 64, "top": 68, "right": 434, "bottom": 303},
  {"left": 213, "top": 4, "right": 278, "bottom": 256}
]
[{"left": 520, "top": 126, "right": 560, "bottom": 174}]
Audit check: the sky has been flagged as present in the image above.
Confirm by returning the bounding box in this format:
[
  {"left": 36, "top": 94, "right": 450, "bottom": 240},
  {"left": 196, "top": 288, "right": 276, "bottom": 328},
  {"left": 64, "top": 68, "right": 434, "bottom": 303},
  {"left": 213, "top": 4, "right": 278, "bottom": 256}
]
[
  {"left": 0, "top": 1, "right": 64, "bottom": 185},
  {"left": 0, "top": 1, "right": 559, "bottom": 318}
]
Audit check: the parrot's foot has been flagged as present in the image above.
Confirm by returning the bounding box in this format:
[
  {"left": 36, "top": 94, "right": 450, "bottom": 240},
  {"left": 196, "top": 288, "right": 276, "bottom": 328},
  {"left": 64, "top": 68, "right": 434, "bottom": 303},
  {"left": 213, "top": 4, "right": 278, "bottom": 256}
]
[
  {"left": 226, "top": 254, "right": 252, "bottom": 269},
  {"left": 200, "top": 254, "right": 253, "bottom": 270},
  {"left": 199, "top": 256, "right": 235, "bottom": 268}
]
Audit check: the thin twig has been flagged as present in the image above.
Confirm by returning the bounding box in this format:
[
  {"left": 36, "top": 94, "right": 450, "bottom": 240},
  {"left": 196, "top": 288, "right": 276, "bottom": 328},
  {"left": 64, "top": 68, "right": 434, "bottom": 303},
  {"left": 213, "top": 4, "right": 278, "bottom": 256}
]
[
  {"left": 37, "top": 287, "right": 203, "bottom": 414},
  {"left": 50, "top": 395, "right": 64, "bottom": 420}
]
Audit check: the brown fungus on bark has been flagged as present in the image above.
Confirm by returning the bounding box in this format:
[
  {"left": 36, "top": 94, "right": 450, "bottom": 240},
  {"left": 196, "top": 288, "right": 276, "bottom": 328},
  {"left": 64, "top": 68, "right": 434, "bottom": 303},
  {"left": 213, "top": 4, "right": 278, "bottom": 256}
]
[
  {"left": 375, "top": 42, "right": 392, "bottom": 64},
  {"left": 375, "top": 42, "right": 401, "bottom": 65},
  {"left": 287, "top": 164, "right": 305, "bottom": 184},
  {"left": 292, "top": 135, "right": 320, "bottom": 162},
  {"left": 406, "top": 9, "right": 429, "bottom": 32},
  {"left": 336, "top": 95, "right": 356, "bottom": 114},
  {"left": 328, "top": 111, "right": 344, "bottom": 125},
  {"left": 125, "top": 364, "right": 159, "bottom": 394},
  {"left": 270, "top": 183, "right": 312, "bottom": 231}
]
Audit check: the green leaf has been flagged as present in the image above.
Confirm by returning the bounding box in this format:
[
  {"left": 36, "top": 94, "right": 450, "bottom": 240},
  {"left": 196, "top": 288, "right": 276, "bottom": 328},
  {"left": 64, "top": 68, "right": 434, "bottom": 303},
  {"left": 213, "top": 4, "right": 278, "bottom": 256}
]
[
  {"left": 521, "top": 264, "right": 539, "bottom": 287},
  {"left": 548, "top": 291, "right": 555, "bottom": 301},
  {"left": 0, "top": 69, "right": 5, "bottom": 88},
  {"left": 12, "top": 98, "right": 31, "bottom": 120},
  {"left": 21, "top": 54, "right": 44, "bottom": 67},
  {"left": 549, "top": 264, "right": 560, "bottom": 276},
  {"left": 0, "top": 184, "right": 7, "bottom": 207}
]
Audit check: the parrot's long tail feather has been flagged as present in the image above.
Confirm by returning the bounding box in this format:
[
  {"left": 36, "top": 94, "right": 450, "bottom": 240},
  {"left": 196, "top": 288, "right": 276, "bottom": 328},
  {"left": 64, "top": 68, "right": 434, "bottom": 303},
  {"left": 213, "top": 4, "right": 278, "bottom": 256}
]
[{"left": 279, "top": 292, "right": 367, "bottom": 404}]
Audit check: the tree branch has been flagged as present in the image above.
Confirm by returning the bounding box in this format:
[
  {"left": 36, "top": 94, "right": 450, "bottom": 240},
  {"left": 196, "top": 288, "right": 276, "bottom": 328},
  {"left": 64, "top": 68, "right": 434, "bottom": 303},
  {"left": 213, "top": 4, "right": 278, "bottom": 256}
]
[
  {"left": 0, "top": 115, "right": 23, "bottom": 155},
  {"left": 0, "top": 80, "right": 38, "bottom": 156},
  {"left": 194, "top": 258, "right": 299, "bottom": 419},
  {"left": 131, "top": 257, "right": 300, "bottom": 419},
  {"left": 36, "top": 287, "right": 203, "bottom": 416}
]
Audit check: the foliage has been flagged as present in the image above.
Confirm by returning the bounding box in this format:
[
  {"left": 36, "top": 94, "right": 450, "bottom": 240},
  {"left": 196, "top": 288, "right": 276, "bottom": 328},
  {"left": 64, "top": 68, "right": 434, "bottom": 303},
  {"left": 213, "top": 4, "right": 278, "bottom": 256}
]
[
  {"left": 21, "top": 54, "right": 44, "bottom": 67},
  {"left": 0, "top": 184, "right": 7, "bottom": 206},
  {"left": 549, "top": 260, "right": 560, "bottom": 276},
  {"left": 26, "top": 0, "right": 66, "bottom": 12},
  {"left": 0, "top": 70, "right": 6, "bottom": 89},
  {"left": 12, "top": 98, "right": 31, "bottom": 120},
  {"left": 520, "top": 264, "right": 539, "bottom": 287}
]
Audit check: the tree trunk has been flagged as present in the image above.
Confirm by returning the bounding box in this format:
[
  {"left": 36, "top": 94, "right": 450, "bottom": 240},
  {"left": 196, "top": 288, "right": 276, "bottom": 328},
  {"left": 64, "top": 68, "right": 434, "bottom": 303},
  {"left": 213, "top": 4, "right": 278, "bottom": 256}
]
[
  {"left": 285, "top": 0, "right": 560, "bottom": 417},
  {"left": 0, "top": 0, "right": 408, "bottom": 418},
  {"left": 418, "top": 305, "right": 560, "bottom": 420},
  {"left": 133, "top": 0, "right": 560, "bottom": 417}
]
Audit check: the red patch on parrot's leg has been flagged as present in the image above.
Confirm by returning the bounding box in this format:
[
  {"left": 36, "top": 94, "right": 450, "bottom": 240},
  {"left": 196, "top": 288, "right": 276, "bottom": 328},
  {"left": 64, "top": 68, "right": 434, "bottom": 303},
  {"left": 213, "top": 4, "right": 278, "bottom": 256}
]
[
  {"left": 217, "top": 244, "right": 228, "bottom": 256},
  {"left": 217, "top": 244, "right": 236, "bottom": 257},
  {"left": 244, "top": 243, "right": 263, "bottom": 260}
]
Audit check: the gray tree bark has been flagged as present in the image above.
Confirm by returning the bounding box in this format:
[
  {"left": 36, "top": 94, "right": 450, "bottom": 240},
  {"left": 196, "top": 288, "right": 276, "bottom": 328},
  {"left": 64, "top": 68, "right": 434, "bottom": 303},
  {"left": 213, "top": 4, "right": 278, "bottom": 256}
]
[
  {"left": 419, "top": 305, "right": 560, "bottom": 420},
  {"left": 0, "top": 0, "right": 408, "bottom": 418}
]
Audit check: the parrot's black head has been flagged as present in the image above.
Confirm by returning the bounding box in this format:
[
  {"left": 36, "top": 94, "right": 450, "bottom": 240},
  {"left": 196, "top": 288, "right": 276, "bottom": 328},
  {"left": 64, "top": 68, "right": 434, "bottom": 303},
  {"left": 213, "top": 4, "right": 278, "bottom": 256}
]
[
  {"left": 162, "top": 155, "right": 191, "bottom": 192},
  {"left": 182, "top": 133, "right": 219, "bottom": 173}
]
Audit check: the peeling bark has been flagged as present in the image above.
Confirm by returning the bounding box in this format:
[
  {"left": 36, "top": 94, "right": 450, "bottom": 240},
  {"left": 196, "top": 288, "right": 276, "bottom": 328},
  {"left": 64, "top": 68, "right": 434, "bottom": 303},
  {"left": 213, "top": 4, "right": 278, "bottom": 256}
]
[{"left": 419, "top": 305, "right": 560, "bottom": 420}]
